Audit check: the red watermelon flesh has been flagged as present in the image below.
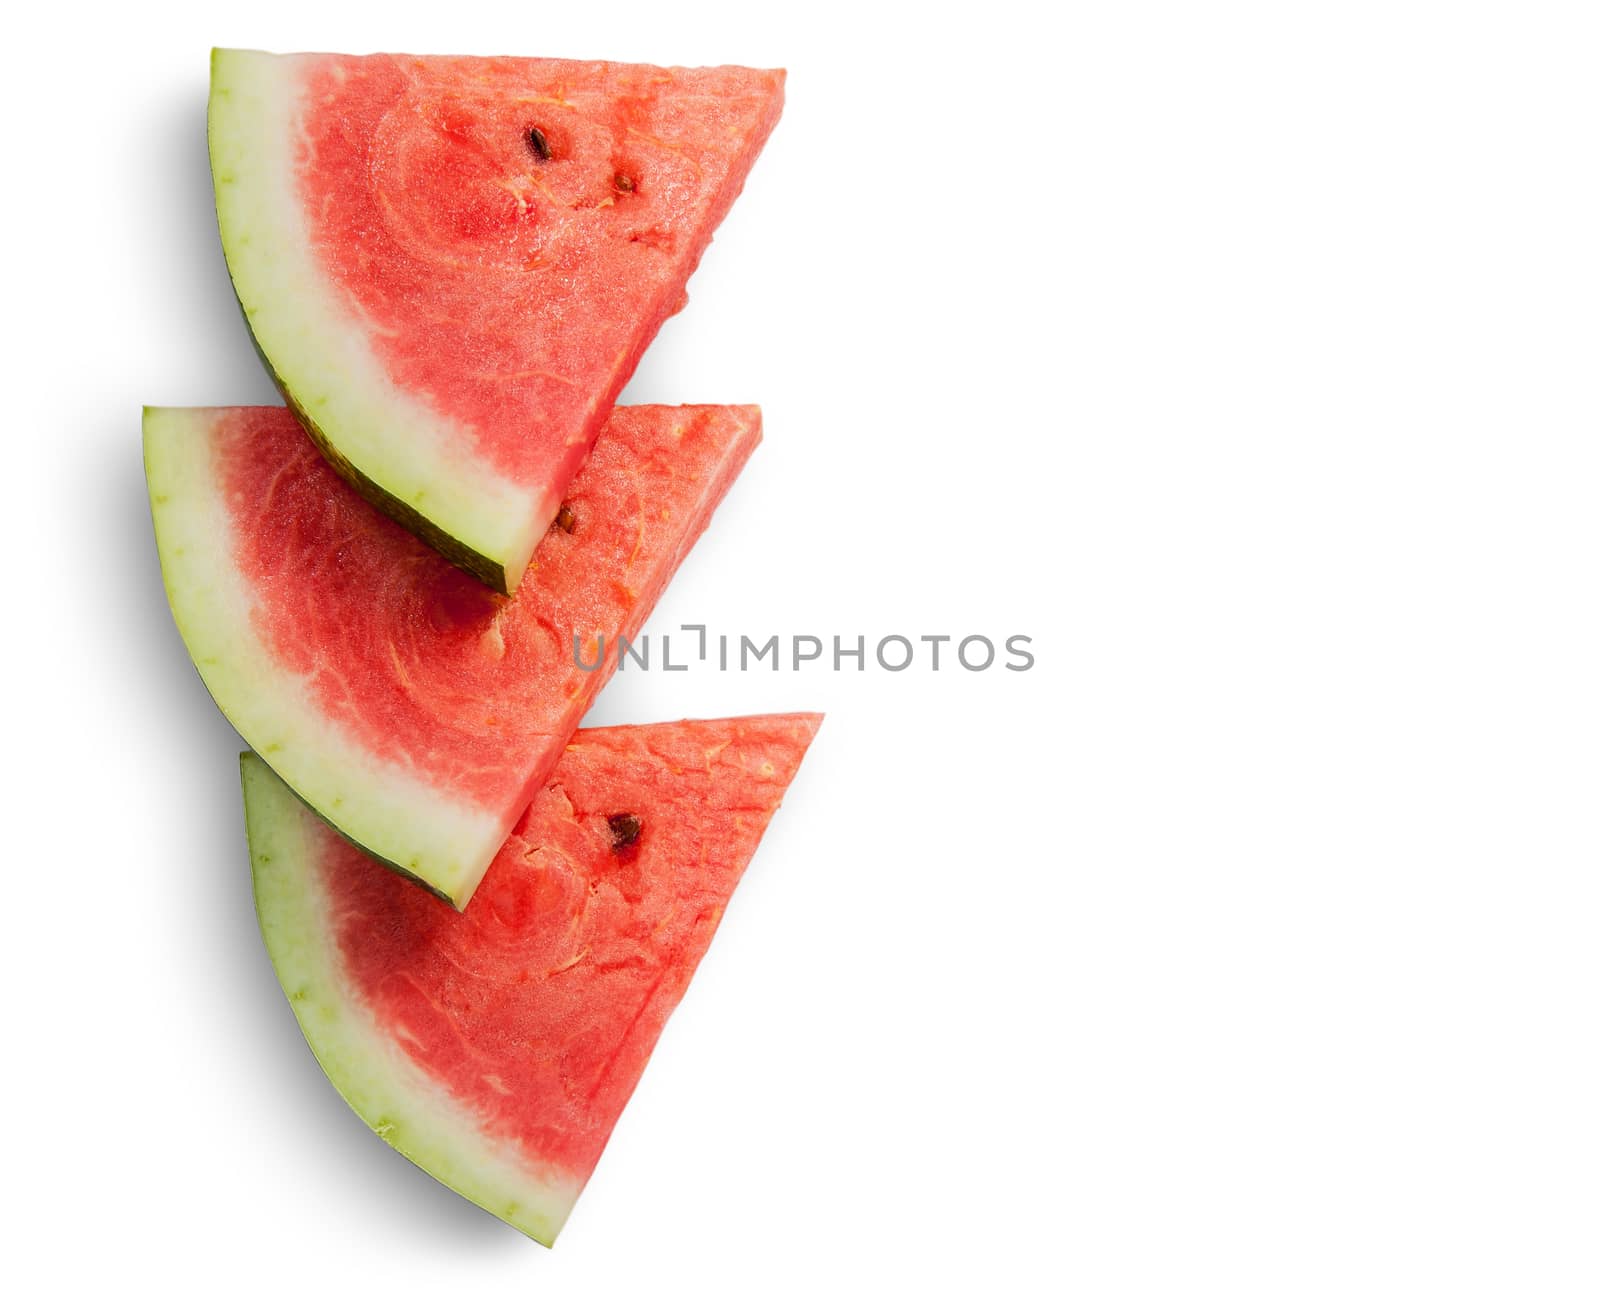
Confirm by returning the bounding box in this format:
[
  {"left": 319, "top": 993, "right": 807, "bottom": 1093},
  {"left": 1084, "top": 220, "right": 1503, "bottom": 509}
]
[
  {"left": 210, "top": 49, "right": 785, "bottom": 593},
  {"left": 244, "top": 714, "right": 822, "bottom": 1244},
  {"left": 145, "top": 404, "right": 760, "bottom": 908}
]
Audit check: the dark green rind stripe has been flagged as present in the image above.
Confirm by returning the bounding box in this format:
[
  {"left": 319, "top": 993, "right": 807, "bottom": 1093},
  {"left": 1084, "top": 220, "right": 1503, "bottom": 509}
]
[
  {"left": 219, "top": 273, "right": 516, "bottom": 597},
  {"left": 279, "top": 381, "right": 515, "bottom": 597}
]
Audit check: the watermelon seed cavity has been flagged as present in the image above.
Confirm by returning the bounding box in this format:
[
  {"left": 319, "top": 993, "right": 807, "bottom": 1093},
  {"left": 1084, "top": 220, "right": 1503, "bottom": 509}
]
[
  {"left": 554, "top": 503, "right": 577, "bottom": 534},
  {"left": 613, "top": 173, "right": 636, "bottom": 193},
  {"left": 607, "top": 813, "right": 642, "bottom": 850}
]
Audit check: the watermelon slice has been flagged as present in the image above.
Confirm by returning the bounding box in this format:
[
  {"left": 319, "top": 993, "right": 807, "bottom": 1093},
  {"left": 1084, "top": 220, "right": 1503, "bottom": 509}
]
[
  {"left": 242, "top": 713, "right": 820, "bottom": 1244},
  {"left": 209, "top": 48, "right": 785, "bottom": 594},
  {"left": 145, "top": 404, "right": 759, "bottom": 909}
]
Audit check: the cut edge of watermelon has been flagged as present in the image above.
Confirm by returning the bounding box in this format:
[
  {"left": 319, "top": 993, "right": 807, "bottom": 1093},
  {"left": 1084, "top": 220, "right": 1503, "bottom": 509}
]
[
  {"left": 241, "top": 752, "right": 583, "bottom": 1245},
  {"left": 208, "top": 48, "right": 538, "bottom": 595},
  {"left": 144, "top": 406, "right": 509, "bottom": 907}
]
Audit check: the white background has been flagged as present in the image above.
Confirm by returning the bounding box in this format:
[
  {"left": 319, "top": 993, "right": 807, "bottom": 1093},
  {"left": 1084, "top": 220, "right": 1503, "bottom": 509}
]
[{"left": 6, "top": 1, "right": 1600, "bottom": 1291}]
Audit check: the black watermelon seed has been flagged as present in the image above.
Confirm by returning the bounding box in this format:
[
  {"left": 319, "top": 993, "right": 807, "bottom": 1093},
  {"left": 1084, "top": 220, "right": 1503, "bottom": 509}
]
[
  {"left": 607, "top": 813, "right": 643, "bottom": 850},
  {"left": 527, "top": 127, "right": 552, "bottom": 161}
]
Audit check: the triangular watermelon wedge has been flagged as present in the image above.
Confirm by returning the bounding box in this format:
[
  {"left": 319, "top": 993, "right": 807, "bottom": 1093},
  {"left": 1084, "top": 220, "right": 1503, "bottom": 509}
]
[
  {"left": 209, "top": 49, "right": 785, "bottom": 594},
  {"left": 145, "top": 404, "right": 759, "bottom": 909},
  {"left": 242, "top": 714, "right": 820, "bottom": 1244}
]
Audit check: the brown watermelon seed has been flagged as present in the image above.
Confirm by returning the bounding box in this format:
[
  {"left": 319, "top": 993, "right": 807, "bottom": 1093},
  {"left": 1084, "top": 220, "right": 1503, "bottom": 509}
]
[
  {"left": 613, "top": 172, "right": 636, "bottom": 193},
  {"left": 554, "top": 504, "right": 577, "bottom": 534},
  {"left": 607, "top": 813, "right": 643, "bottom": 850},
  {"left": 526, "top": 127, "right": 552, "bottom": 161}
]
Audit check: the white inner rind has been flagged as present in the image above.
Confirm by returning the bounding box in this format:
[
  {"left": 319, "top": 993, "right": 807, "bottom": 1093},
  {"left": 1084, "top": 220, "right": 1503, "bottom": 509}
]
[
  {"left": 242, "top": 754, "right": 582, "bottom": 1244},
  {"left": 143, "top": 407, "right": 507, "bottom": 906},
  {"left": 208, "top": 48, "right": 540, "bottom": 590}
]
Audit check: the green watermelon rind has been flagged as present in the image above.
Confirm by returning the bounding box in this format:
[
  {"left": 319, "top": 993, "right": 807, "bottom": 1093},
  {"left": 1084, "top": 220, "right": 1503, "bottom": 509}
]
[
  {"left": 242, "top": 753, "right": 582, "bottom": 1245},
  {"left": 143, "top": 406, "right": 509, "bottom": 906},
  {"left": 208, "top": 48, "right": 539, "bottom": 595}
]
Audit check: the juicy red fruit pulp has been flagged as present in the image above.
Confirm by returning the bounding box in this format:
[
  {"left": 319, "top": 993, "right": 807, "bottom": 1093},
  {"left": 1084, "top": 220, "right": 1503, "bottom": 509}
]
[
  {"left": 215, "top": 404, "right": 760, "bottom": 809},
  {"left": 316, "top": 717, "right": 821, "bottom": 1179},
  {"left": 297, "top": 54, "right": 785, "bottom": 486}
]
